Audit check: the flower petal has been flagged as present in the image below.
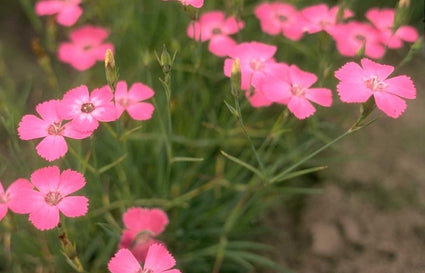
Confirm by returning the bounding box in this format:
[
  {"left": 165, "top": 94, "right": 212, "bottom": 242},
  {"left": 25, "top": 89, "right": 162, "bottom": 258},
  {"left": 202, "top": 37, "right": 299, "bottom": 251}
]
[
  {"left": 287, "top": 96, "right": 316, "bottom": 119},
  {"left": 126, "top": 102, "right": 155, "bottom": 121},
  {"left": 29, "top": 202, "right": 60, "bottom": 230},
  {"left": 128, "top": 83, "right": 155, "bottom": 102},
  {"left": 123, "top": 207, "right": 169, "bottom": 235},
  {"left": 374, "top": 91, "right": 407, "bottom": 118},
  {"left": 305, "top": 88, "right": 333, "bottom": 107},
  {"left": 18, "top": 115, "right": 48, "bottom": 140},
  {"left": 6, "top": 179, "right": 35, "bottom": 214},
  {"left": 144, "top": 243, "right": 176, "bottom": 272},
  {"left": 208, "top": 35, "right": 236, "bottom": 57},
  {"left": 36, "top": 135, "right": 68, "bottom": 161},
  {"left": 35, "top": 0, "right": 64, "bottom": 15},
  {"left": 57, "top": 196, "right": 88, "bottom": 217},
  {"left": 58, "top": 169, "right": 86, "bottom": 196},
  {"left": 30, "top": 166, "right": 60, "bottom": 194},
  {"left": 108, "top": 248, "right": 142, "bottom": 273},
  {"left": 384, "top": 75, "right": 416, "bottom": 99},
  {"left": 56, "top": 5, "right": 82, "bottom": 26}
]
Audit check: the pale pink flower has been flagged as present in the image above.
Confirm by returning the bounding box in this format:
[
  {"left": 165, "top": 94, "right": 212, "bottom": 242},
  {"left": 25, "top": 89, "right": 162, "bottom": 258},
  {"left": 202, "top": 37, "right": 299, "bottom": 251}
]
[
  {"left": 329, "top": 21, "right": 386, "bottom": 59},
  {"left": 0, "top": 179, "right": 35, "bottom": 221},
  {"left": 22, "top": 166, "right": 88, "bottom": 230},
  {"left": 115, "top": 81, "right": 155, "bottom": 121},
  {"left": 366, "top": 8, "right": 419, "bottom": 49},
  {"left": 187, "top": 11, "right": 244, "bottom": 57},
  {"left": 335, "top": 58, "right": 416, "bottom": 118},
  {"left": 59, "top": 85, "right": 117, "bottom": 132},
  {"left": 301, "top": 4, "right": 353, "bottom": 34},
  {"left": 223, "top": 41, "right": 277, "bottom": 91},
  {"left": 108, "top": 244, "right": 181, "bottom": 273},
  {"left": 119, "top": 207, "right": 169, "bottom": 262},
  {"left": 58, "top": 25, "right": 114, "bottom": 71},
  {"left": 18, "top": 99, "right": 92, "bottom": 161},
  {"left": 254, "top": 2, "right": 306, "bottom": 41},
  {"left": 262, "top": 64, "right": 332, "bottom": 119},
  {"left": 35, "top": 0, "right": 82, "bottom": 26},
  {"left": 162, "top": 0, "right": 203, "bottom": 8}
]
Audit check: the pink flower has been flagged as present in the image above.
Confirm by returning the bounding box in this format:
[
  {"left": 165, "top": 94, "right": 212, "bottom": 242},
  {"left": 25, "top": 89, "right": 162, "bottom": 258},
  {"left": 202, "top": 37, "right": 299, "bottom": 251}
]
[
  {"left": 22, "top": 166, "right": 88, "bottom": 230},
  {"left": 115, "top": 81, "right": 155, "bottom": 121},
  {"left": 58, "top": 25, "right": 114, "bottom": 71},
  {"left": 18, "top": 99, "right": 92, "bottom": 161},
  {"left": 301, "top": 4, "right": 353, "bottom": 34},
  {"left": 59, "top": 85, "right": 117, "bottom": 132},
  {"left": 262, "top": 64, "right": 332, "bottom": 119},
  {"left": 335, "top": 58, "right": 416, "bottom": 118},
  {"left": 329, "top": 21, "right": 386, "bottom": 59},
  {"left": 254, "top": 2, "right": 306, "bottom": 40},
  {"left": 108, "top": 244, "right": 181, "bottom": 273},
  {"left": 35, "top": 0, "right": 82, "bottom": 26},
  {"left": 187, "top": 11, "right": 244, "bottom": 57},
  {"left": 119, "top": 207, "right": 169, "bottom": 262},
  {"left": 162, "top": 0, "right": 203, "bottom": 8},
  {"left": 366, "top": 8, "right": 419, "bottom": 49},
  {"left": 0, "top": 179, "right": 35, "bottom": 221},
  {"left": 224, "top": 41, "right": 277, "bottom": 91}
]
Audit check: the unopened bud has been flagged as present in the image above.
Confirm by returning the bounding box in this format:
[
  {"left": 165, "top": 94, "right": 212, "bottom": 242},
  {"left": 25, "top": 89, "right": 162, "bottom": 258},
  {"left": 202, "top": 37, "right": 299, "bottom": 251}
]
[
  {"left": 184, "top": 5, "right": 199, "bottom": 21},
  {"left": 230, "top": 59, "right": 241, "bottom": 97},
  {"left": 105, "top": 49, "right": 118, "bottom": 91},
  {"left": 160, "top": 44, "right": 173, "bottom": 74}
]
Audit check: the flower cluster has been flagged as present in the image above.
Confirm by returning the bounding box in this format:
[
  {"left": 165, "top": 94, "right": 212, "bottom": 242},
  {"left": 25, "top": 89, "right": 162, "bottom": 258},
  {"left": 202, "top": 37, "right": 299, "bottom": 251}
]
[
  {"left": 18, "top": 81, "right": 155, "bottom": 161},
  {"left": 0, "top": 166, "right": 88, "bottom": 230}
]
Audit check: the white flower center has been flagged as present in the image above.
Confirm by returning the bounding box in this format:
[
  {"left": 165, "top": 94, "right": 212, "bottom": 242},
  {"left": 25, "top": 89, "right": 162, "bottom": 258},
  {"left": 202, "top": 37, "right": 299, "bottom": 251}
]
[
  {"left": 364, "top": 75, "right": 388, "bottom": 91},
  {"left": 291, "top": 84, "right": 306, "bottom": 96},
  {"left": 47, "top": 122, "right": 65, "bottom": 136},
  {"left": 249, "top": 58, "right": 264, "bottom": 71}
]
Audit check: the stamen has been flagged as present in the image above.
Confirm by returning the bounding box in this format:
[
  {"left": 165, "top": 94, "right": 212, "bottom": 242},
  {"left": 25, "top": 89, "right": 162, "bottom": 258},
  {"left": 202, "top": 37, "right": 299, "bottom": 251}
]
[
  {"left": 81, "top": 103, "right": 95, "bottom": 113},
  {"left": 45, "top": 191, "right": 63, "bottom": 206}
]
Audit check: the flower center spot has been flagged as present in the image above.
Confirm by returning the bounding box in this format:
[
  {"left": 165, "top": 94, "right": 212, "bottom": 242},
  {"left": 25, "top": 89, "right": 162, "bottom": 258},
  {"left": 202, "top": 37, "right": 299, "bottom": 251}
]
[
  {"left": 249, "top": 58, "right": 264, "bottom": 71},
  {"left": 291, "top": 84, "right": 306, "bottom": 97},
  {"left": 45, "top": 191, "right": 63, "bottom": 206},
  {"left": 47, "top": 122, "right": 65, "bottom": 135},
  {"left": 212, "top": 27, "right": 222, "bottom": 35},
  {"left": 355, "top": 34, "right": 366, "bottom": 42},
  {"left": 81, "top": 103, "right": 95, "bottom": 113},
  {"left": 277, "top": 14, "right": 288, "bottom": 22},
  {"left": 364, "top": 75, "right": 387, "bottom": 91}
]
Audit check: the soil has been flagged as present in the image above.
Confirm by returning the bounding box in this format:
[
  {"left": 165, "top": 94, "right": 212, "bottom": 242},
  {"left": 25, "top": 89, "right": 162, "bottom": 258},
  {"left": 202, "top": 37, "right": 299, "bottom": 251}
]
[{"left": 262, "top": 54, "right": 425, "bottom": 273}]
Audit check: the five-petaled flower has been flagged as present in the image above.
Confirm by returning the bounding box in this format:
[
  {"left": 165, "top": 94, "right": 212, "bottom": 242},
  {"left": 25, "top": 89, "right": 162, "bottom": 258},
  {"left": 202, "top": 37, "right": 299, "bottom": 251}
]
[
  {"left": 108, "top": 244, "right": 181, "bottom": 273},
  {"left": 335, "top": 58, "right": 416, "bottom": 118},
  {"left": 35, "top": 0, "right": 82, "bottom": 26},
  {"left": 187, "top": 11, "right": 244, "bottom": 57},
  {"left": 18, "top": 99, "right": 92, "bottom": 161},
  {"left": 58, "top": 25, "right": 114, "bottom": 71},
  {"left": 301, "top": 4, "right": 353, "bottom": 34},
  {"left": 262, "top": 64, "right": 333, "bottom": 119},
  {"left": 22, "top": 166, "right": 89, "bottom": 230},
  {"left": 0, "top": 179, "right": 35, "bottom": 221},
  {"left": 119, "top": 207, "right": 169, "bottom": 262},
  {"left": 115, "top": 81, "right": 155, "bottom": 121},
  {"left": 60, "top": 85, "right": 117, "bottom": 132}
]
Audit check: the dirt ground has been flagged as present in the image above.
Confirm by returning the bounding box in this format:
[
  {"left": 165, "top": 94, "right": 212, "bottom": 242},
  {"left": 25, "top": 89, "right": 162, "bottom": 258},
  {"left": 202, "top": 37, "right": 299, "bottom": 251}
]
[{"left": 263, "top": 55, "right": 425, "bottom": 273}]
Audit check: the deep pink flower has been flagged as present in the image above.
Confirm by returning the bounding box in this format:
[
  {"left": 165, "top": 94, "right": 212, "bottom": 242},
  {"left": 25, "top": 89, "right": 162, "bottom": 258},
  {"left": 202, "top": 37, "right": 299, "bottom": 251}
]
[
  {"left": 262, "top": 64, "right": 332, "bottom": 119},
  {"left": 366, "top": 8, "right": 419, "bottom": 49},
  {"left": 329, "top": 21, "right": 386, "bottom": 59},
  {"left": 224, "top": 41, "right": 277, "bottom": 91},
  {"left": 18, "top": 99, "right": 92, "bottom": 161},
  {"left": 119, "top": 207, "right": 169, "bottom": 262},
  {"left": 335, "top": 58, "right": 416, "bottom": 118},
  {"left": 187, "top": 11, "right": 244, "bottom": 57},
  {"left": 161, "top": 0, "right": 203, "bottom": 8},
  {"left": 0, "top": 179, "right": 35, "bottom": 221},
  {"left": 21, "top": 166, "right": 88, "bottom": 230},
  {"left": 301, "top": 4, "right": 353, "bottom": 34},
  {"left": 108, "top": 244, "right": 181, "bottom": 273},
  {"left": 58, "top": 25, "right": 114, "bottom": 71},
  {"left": 254, "top": 2, "right": 306, "bottom": 40},
  {"left": 115, "top": 81, "right": 155, "bottom": 121},
  {"left": 35, "top": 0, "right": 82, "bottom": 26},
  {"left": 59, "top": 85, "right": 117, "bottom": 132}
]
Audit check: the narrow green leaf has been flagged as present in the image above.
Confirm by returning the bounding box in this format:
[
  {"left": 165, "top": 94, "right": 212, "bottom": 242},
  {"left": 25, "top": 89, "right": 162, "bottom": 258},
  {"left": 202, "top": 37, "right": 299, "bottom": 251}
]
[
  {"left": 220, "top": 150, "right": 266, "bottom": 180},
  {"left": 270, "top": 166, "right": 328, "bottom": 184},
  {"left": 98, "top": 154, "right": 127, "bottom": 174}
]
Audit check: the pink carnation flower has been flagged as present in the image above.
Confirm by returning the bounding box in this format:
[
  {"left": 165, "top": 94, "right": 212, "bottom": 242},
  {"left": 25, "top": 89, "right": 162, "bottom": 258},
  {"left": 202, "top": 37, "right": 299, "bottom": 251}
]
[
  {"left": 22, "top": 166, "right": 89, "bottom": 230},
  {"left": 329, "top": 21, "right": 385, "bottom": 59},
  {"left": 0, "top": 179, "right": 35, "bottom": 221},
  {"left": 115, "top": 81, "right": 155, "bottom": 121},
  {"left": 262, "top": 64, "right": 332, "bottom": 119},
  {"left": 335, "top": 58, "right": 416, "bottom": 118},
  {"left": 108, "top": 244, "right": 181, "bottom": 273},
  {"left": 18, "top": 99, "right": 92, "bottom": 161},
  {"left": 35, "top": 0, "right": 82, "bottom": 26},
  {"left": 119, "top": 207, "right": 169, "bottom": 262},
  {"left": 187, "top": 11, "right": 244, "bottom": 57},
  {"left": 366, "top": 8, "right": 419, "bottom": 49},
  {"left": 59, "top": 85, "right": 117, "bottom": 132},
  {"left": 254, "top": 2, "right": 306, "bottom": 41},
  {"left": 161, "top": 0, "right": 203, "bottom": 8},
  {"left": 58, "top": 25, "right": 114, "bottom": 71},
  {"left": 301, "top": 4, "right": 353, "bottom": 34}
]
